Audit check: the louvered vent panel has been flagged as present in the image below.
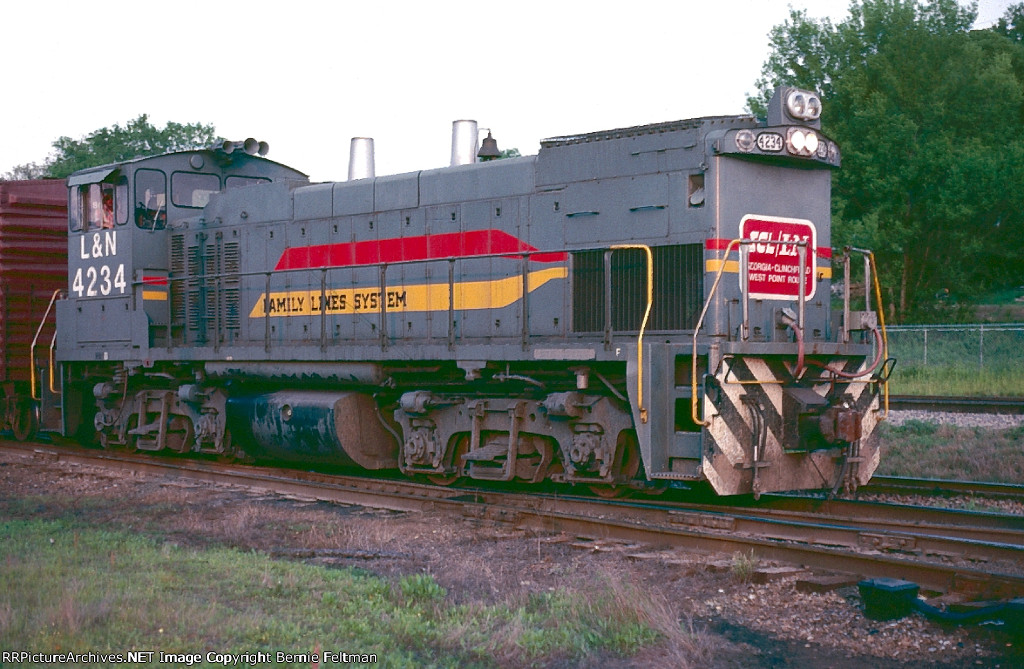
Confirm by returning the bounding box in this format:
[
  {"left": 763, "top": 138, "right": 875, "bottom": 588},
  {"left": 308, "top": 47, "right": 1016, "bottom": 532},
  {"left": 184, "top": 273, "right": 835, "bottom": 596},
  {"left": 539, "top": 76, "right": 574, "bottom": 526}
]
[
  {"left": 170, "top": 234, "right": 186, "bottom": 327},
  {"left": 186, "top": 245, "right": 203, "bottom": 331},
  {"left": 221, "top": 242, "right": 241, "bottom": 330},
  {"left": 205, "top": 243, "right": 218, "bottom": 328}
]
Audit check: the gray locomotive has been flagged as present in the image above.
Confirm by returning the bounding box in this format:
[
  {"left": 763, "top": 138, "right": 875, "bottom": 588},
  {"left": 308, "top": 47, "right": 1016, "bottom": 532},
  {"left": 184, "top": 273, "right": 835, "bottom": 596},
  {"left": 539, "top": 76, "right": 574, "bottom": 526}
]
[{"left": 42, "top": 87, "right": 890, "bottom": 496}]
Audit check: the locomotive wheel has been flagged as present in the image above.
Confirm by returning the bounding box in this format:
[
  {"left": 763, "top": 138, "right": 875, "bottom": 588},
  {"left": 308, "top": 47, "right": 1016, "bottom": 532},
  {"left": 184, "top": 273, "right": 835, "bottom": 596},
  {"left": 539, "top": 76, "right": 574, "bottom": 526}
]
[
  {"left": 11, "top": 401, "right": 38, "bottom": 442},
  {"left": 589, "top": 430, "right": 641, "bottom": 499},
  {"left": 427, "top": 435, "right": 469, "bottom": 486}
]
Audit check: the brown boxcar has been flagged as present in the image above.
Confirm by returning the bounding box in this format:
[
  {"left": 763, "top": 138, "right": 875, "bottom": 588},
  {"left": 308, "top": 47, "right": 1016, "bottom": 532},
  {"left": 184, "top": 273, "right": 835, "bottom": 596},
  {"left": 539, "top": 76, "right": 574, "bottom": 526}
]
[{"left": 0, "top": 179, "right": 66, "bottom": 438}]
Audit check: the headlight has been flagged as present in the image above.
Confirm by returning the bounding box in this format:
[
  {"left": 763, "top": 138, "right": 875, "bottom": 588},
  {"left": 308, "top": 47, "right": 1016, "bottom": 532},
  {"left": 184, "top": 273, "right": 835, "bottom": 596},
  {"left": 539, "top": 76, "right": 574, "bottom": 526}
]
[
  {"left": 804, "top": 132, "right": 819, "bottom": 154},
  {"left": 787, "top": 128, "right": 820, "bottom": 156},
  {"left": 785, "top": 89, "right": 822, "bottom": 121}
]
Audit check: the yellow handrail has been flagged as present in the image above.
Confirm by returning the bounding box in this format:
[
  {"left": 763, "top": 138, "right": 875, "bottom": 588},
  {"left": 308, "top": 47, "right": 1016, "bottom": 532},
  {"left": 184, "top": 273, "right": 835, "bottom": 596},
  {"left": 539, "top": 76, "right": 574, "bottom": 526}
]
[
  {"left": 610, "top": 244, "right": 653, "bottom": 424},
  {"left": 869, "top": 252, "right": 890, "bottom": 420},
  {"left": 30, "top": 289, "right": 63, "bottom": 401}
]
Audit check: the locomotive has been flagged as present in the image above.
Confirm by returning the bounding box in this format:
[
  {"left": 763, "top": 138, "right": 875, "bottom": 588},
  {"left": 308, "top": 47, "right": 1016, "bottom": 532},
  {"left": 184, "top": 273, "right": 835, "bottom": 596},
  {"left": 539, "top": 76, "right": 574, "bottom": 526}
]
[{"left": 32, "top": 86, "right": 890, "bottom": 496}]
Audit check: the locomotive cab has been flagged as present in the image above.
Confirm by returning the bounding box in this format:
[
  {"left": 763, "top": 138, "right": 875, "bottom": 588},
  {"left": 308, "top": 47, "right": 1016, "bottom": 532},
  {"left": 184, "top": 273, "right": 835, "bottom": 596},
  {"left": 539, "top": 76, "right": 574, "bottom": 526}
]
[
  {"left": 50, "top": 143, "right": 307, "bottom": 439},
  {"left": 60, "top": 142, "right": 307, "bottom": 351}
]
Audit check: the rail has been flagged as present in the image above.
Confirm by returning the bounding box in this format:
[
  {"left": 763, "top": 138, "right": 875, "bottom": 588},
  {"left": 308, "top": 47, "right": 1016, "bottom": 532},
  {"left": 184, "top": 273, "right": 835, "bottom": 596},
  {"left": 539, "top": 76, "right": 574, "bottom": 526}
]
[{"left": 887, "top": 394, "right": 1024, "bottom": 414}]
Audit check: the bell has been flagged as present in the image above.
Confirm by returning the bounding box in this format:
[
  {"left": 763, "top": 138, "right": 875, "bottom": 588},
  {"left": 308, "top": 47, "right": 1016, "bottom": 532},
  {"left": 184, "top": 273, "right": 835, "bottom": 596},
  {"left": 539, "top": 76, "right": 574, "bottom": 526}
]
[{"left": 477, "top": 131, "right": 501, "bottom": 161}]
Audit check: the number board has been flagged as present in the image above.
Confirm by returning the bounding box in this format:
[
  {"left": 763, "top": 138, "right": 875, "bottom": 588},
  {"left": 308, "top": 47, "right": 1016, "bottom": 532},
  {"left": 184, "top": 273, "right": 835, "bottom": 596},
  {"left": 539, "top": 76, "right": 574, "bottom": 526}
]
[{"left": 72, "top": 230, "right": 127, "bottom": 298}]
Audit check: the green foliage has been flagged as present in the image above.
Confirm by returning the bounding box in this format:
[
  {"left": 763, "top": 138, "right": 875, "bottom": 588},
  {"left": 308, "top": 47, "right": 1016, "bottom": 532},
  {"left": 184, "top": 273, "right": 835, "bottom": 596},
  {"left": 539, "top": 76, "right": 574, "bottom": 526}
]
[
  {"left": 43, "top": 115, "right": 218, "bottom": 179},
  {"left": 398, "top": 573, "right": 447, "bottom": 606},
  {"left": 0, "top": 518, "right": 669, "bottom": 667},
  {"left": 752, "top": 1, "right": 1024, "bottom": 322},
  {"left": 1, "top": 162, "right": 48, "bottom": 180},
  {"left": 993, "top": 2, "right": 1024, "bottom": 41},
  {"left": 876, "top": 422, "right": 1024, "bottom": 482},
  {"left": 729, "top": 550, "right": 757, "bottom": 583}
]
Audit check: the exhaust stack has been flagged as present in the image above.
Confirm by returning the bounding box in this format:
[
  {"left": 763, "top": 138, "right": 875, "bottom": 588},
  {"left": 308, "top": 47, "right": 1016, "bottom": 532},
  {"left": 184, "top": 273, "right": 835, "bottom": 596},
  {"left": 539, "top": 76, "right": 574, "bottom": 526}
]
[
  {"left": 348, "top": 137, "right": 375, "bottom": 180},
  {"left": 450, "top": 120, "right": 479, "bottom": 167}
]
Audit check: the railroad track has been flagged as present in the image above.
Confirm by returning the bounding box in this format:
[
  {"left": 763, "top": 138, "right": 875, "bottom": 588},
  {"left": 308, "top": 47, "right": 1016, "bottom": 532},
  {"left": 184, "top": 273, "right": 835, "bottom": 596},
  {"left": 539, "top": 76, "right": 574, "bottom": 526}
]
[
  {"left": 888, "top": 394, "right": 1024, "bottom": 414},
  {"left": 4, "top": 438, "right": 1024, "bottom": 601},
  {"left": 861, "top": 475, "right": 1024, "bottom": 503}
]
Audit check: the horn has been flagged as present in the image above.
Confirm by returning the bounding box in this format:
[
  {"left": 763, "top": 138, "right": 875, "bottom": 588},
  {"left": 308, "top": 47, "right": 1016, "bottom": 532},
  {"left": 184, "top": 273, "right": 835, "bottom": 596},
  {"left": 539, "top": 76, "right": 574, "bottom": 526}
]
[
  {"left": 257, "top": 141, "right": 270, "bottom": 156},
  {"left": 221, "top": 140, "right": 235, "bottom": 154},
  {"left": 243, "top": 138, "right": 260, "bottom": 155}
]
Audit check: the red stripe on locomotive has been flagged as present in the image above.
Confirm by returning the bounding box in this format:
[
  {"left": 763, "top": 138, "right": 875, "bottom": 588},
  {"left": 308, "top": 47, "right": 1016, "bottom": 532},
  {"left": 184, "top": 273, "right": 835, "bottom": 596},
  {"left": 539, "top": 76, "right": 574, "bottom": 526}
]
[{"left": 275, "top": 229, "right": 568, "bottom": 271}]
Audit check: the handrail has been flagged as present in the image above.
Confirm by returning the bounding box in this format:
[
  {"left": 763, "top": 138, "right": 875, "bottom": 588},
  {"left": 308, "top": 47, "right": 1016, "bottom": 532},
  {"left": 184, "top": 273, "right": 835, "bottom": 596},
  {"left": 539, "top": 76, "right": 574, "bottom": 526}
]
[
  {"left": 869, "top": 251, "right": 890, "bottom": 420},
  {"left": 691, "top": 239, "right": 743, "bottom": 427},
  {"left": 610, "top": 244, "right": 653, "bottom": 424},
  {"left": 48, "top": 326, "right": 59, "bottom": 394},
  {"left": 844, "top": 247, "right": 891, "bottom": 421},
  {"left": 30, "top": 289, "right": 63, "bottom": 401},
  {"left": 155, "top": 244, "right": 662, "bottom": 351}
]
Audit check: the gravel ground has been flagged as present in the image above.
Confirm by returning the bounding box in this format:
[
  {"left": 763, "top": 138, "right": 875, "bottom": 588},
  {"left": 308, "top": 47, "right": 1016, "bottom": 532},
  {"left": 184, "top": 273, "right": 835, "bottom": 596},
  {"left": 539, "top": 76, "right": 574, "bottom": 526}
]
[
  {"left": 884, "top": 410, "right": 1024, "bottom": 429},
  {"left": 2, "top": 448, "right": 1022, "bottom": 668}
]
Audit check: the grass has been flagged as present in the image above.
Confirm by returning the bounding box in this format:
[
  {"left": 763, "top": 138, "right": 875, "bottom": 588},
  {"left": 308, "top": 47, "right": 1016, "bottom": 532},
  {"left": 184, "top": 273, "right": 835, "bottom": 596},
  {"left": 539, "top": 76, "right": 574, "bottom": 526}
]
[
  {"left": 0, "top": 517, "right": 706, "bottom": 668},
  {"left": 875, "top": 421, "right": 1024, "bottom": 482},
  {"left": 886, "top": 364, "right": 1024, "bottom": 396},
  {"left": 729, "top": 550, "right": 757, "bottom": 584},
  {"left": 884, "top": 325, "right": 1024, "bottom": 396}
]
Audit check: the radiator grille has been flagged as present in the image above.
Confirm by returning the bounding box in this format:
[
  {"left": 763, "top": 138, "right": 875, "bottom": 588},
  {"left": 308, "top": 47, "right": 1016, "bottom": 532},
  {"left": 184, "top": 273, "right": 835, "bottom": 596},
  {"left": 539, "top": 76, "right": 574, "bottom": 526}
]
[{"left": 572, "top": 244, "right": 703, "bottom": 333}]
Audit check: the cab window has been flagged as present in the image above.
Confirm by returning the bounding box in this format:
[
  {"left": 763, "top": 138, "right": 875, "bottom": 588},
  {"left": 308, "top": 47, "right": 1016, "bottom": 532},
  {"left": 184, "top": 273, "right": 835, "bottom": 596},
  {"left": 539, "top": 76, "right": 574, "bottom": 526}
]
[
  {"left": 70, "top": 179, "right": 127, "bottom": 231},
  {"left": 172, "top": 172, "right": 220, "bottom": 208},
  {"left": 135, "top": 169, "right": 167, "bottom": 229}
]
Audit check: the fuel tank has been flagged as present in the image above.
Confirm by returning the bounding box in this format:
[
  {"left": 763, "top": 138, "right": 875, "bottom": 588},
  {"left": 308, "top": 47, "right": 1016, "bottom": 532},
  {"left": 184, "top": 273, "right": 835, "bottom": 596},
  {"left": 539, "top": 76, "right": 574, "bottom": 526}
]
[{"left": 226, "top": 391, "right": 398, "bottom": 469}]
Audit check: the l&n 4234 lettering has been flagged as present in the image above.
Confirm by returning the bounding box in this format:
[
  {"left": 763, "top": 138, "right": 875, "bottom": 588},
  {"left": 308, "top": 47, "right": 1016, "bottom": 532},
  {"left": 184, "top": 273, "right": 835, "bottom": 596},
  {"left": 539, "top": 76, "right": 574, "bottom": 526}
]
[{"left": 72, "top": 230, "right": 127, "bottom": 297}]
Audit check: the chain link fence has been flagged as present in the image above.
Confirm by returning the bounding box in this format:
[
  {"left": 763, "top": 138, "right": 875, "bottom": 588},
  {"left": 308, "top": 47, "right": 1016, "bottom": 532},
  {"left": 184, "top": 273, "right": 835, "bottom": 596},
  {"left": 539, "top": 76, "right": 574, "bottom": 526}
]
[{"left": 884, "top": 323, "right": 1024, "bottom": 369}]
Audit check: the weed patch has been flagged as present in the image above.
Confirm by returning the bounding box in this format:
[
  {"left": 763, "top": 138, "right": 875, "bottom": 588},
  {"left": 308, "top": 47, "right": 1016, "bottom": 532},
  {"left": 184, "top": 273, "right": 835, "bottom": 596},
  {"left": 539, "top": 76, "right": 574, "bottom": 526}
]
[
  {"left": 0, "top": 518, "right": 683, "bottom": 667},
  {"left": 876, "top": 423, "right": 1024, "bottom": 481}
]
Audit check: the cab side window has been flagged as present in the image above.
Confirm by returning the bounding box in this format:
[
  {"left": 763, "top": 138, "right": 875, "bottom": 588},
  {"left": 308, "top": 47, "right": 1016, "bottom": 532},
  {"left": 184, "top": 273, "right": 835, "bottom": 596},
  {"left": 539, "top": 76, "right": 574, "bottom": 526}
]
[
  {"left": 71, "top": 179, "right": 127, "bottom": 231},
  {"left": 172, "top": 172, "right": 220, "bottom": 208},
  {"left": 135, "top": 169, "right": 167, "bottom": 229}
]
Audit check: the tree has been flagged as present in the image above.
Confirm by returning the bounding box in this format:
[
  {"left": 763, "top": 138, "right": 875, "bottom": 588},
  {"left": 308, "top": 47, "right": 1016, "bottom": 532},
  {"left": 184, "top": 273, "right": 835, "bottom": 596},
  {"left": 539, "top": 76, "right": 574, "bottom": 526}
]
[
  {"left": 751, "top": 0, "right": 1024, "bottom": 322},
  {"left": 43, "top": 115, "right": 218, "bottom": 179},
  {"left": 993, "top": 1, "right": 1024, "bottom": 41},
  {"left": 1, "top": 162, "right": 47, "bottom": 180}
]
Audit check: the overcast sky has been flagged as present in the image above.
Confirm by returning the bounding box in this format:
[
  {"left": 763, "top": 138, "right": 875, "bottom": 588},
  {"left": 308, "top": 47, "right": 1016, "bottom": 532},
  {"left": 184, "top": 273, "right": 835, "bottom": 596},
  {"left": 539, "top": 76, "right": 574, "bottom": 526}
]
[{"left": 0, "top": 0, "right": 1015, "bottom": 182}]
